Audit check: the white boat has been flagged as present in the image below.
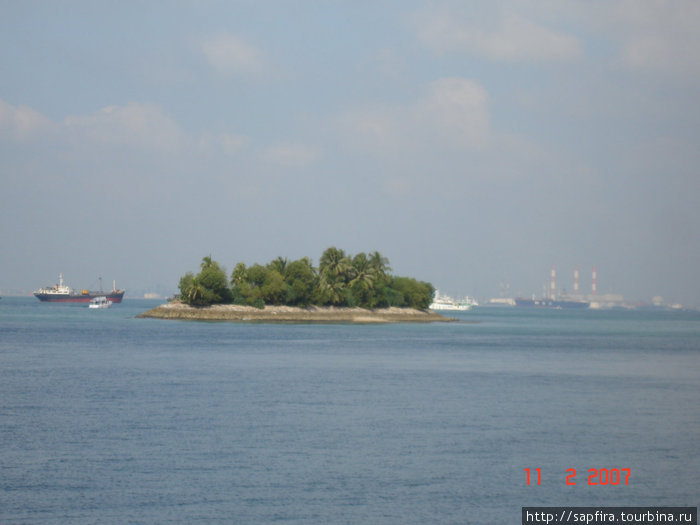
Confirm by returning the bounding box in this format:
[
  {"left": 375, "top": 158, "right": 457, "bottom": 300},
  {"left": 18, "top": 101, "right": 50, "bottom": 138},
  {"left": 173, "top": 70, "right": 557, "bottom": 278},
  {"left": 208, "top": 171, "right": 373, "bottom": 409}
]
[
  {"left": 88, "top": 296, "right": 112, "bottom": 309},
  {"left": 429, "top": 290, "right": 478, "bottom": 311}
]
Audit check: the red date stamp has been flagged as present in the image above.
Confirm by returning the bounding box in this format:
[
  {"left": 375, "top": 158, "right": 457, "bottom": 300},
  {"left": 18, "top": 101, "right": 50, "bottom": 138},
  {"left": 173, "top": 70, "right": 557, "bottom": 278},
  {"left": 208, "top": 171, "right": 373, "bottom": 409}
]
[{"left": 525, "top": 468, "right": 631, "bottom": 486}]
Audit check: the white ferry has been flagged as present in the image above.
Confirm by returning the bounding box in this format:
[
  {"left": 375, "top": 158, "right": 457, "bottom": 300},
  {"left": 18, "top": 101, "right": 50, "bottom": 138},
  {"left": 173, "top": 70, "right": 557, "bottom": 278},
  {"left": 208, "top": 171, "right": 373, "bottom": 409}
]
[{"left": 429, "top": 290, "right": 478, "bottom": 311}]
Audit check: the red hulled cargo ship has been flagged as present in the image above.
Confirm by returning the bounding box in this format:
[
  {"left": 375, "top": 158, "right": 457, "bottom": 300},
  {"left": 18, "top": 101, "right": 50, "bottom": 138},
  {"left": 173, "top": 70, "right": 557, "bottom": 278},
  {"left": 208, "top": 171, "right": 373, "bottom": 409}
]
[{"left": 33, "top": 274, "right": 125, "bottom": 303}]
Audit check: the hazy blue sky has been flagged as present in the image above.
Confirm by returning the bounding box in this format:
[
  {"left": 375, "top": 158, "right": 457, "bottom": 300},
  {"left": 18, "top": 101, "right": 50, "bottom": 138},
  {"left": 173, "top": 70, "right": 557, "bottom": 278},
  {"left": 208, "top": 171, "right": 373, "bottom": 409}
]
[{"left": 1, "top": 1, "right": 698, "bottom": 305}]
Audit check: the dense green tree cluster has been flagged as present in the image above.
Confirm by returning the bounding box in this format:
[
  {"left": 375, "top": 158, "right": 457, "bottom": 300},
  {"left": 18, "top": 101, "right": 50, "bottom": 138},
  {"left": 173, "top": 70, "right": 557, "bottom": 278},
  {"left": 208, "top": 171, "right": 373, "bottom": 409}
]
[{"left": 178, "top": 247, "right": 434, "bottom": 309}]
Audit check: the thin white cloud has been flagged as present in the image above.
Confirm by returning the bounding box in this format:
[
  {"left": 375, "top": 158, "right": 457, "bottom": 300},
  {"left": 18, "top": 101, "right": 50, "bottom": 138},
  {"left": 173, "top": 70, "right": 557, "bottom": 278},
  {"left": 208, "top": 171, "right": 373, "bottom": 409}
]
[
  {"left": 420, "top": 78, "right": 490, "bottom": 149},
  {"left": 612, "top": 0, "right": 700, "bottom": 74},
  {"left": 264, "top": 143, "right": 321, "bottom": 167},
  {"left": 1, "top": 99, "right": 259, "bottom": 170},
  {"left": 64, "top": 102, "right": 185, "bottom": 151},
  {"left": 507, "top": 0, "right": 700, "bottom": 75},
  {"left": 414, "top": 8, "right": 583, "bottom": 62},
  {"left": 0, "top": 99, "right": 56, "bottom": 141},
  {"left": 218, "top": 133, "right": 249, "bottom": 155},
  {"left": 341, "top": 108, "right": 403, "bottom": 154},
  {"left": 341, "top": 77, "right": 490, "bottom": 154},
  {"left": 202, "top": 33, "right": 264, "bottom": 75},
  {"left": 198, "top": 132, "right": 249, "bottom": 157}
]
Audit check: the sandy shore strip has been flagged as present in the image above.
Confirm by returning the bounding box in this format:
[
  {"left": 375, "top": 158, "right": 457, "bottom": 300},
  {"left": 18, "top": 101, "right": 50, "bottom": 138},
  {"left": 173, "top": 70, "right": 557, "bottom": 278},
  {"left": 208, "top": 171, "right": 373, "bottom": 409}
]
[{"left": 137, "top": 301, "right": 456, "bottom": 323}]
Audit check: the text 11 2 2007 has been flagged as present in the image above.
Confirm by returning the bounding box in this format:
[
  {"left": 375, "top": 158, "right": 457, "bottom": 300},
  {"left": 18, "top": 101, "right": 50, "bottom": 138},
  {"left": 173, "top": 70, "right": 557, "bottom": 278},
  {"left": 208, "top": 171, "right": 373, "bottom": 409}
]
[{"left": 525, "top": 468, "right": 631, "bottom": 486}]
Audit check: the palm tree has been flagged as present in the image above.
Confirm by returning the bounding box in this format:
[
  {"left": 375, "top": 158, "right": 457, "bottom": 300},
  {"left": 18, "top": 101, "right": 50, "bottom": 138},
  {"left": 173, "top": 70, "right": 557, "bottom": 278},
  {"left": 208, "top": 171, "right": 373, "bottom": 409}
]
[
  {"left": 200, "top": 255, "right": 214, "bottom": 270},
  {"left": 318, "top": 275, "right": 345, "bottom": 305},
  {"left": 369, "top": 251, "right": 391, "bottom": 277},
  {"left": 319, "top": 247, "right": 351, "bottom": 281},
  {"left": 188, "top": 278, "right": 207, "bottom": 305},
  {"left": 268, "top": 256, "right": 289, "bottom": 277},
  {"left": 230, "top": 262, "right": 247, "bottom": 286},
  {"left": 350, "top": 253, "right": 376, "bottom": 292}
]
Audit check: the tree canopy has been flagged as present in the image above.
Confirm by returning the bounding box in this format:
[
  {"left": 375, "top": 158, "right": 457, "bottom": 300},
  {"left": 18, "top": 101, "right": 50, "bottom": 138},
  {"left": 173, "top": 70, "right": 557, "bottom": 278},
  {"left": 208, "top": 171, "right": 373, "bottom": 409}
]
[{"left": 177, "top": 247, "right": 434, "bottom": 309}]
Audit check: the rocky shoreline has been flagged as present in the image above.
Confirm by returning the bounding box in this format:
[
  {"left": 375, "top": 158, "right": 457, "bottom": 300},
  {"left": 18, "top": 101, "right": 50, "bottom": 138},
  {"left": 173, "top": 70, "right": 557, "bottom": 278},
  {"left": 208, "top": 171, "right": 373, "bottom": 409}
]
[{"left": 137, "top": 301, "right": 456, "bottom": 324}]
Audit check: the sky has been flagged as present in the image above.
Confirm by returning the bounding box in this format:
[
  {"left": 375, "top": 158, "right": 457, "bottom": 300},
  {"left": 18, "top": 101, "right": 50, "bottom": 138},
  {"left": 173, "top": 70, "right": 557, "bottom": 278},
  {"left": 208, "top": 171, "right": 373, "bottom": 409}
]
[{"left": 1, "top": 1, "right": 699, "bottom": 305}]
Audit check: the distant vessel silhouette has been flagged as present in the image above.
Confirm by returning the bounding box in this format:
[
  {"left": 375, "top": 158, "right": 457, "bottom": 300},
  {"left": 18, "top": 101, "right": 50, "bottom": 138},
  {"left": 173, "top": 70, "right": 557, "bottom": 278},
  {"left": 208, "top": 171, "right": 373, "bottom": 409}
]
[{"left": 34, "top": 274, "right": 125, "bottom": 303}]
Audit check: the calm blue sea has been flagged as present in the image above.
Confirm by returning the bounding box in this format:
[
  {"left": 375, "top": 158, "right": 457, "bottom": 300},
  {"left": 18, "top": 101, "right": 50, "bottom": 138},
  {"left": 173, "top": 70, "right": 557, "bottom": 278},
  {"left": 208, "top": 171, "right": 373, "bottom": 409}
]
[{"left": 1, "top": 297, "right": 698, "bottom": 524}]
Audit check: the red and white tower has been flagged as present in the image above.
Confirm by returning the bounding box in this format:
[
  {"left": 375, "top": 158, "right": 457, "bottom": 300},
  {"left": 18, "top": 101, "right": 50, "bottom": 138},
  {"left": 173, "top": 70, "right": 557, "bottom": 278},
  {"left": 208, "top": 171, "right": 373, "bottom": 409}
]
[
  {"left": 550, "top": 265, "right": 556, "bottom": 300},
  {"left": 574, "top": 266, "right": 580, "bottom": 295},
  {"left": 592, "top": 266, "right": 597, "bottom": 296}
]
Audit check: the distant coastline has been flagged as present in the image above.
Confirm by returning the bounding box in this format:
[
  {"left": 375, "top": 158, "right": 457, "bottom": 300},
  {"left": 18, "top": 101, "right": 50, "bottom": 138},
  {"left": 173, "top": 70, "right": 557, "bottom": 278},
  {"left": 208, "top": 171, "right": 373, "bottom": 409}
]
[{"left": 137, "top": 301, "right": 455, "bottom": 324}]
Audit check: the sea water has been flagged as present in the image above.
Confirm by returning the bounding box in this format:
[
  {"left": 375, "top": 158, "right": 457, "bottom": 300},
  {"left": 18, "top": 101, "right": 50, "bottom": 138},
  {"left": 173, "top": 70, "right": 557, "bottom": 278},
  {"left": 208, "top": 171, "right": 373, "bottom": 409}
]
[{"left": 1, "top": 297, "right": 698, "bottom": 524}]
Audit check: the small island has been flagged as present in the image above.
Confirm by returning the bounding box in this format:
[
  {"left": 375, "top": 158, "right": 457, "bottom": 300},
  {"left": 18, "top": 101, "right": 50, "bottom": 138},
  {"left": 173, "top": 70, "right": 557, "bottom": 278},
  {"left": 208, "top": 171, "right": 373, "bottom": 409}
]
[
  {"left": 138, "top": 302, "right": 452, "bottom": 323},
  {"left": 138, "top": 247, "right": 455, "bottom": 324}
]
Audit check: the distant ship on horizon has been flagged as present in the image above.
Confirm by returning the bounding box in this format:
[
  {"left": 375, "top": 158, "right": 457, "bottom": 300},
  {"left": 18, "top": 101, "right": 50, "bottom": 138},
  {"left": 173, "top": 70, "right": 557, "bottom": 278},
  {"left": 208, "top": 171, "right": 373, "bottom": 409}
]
[
  {"left": 514, "top": 297, "right": 589, "bottom": 309},
  {"left": 514, "top": 265, "right": 590, "bottom": 309},
  {"left": 33, "top": 274, "right": 125, "bottom": 303}
]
